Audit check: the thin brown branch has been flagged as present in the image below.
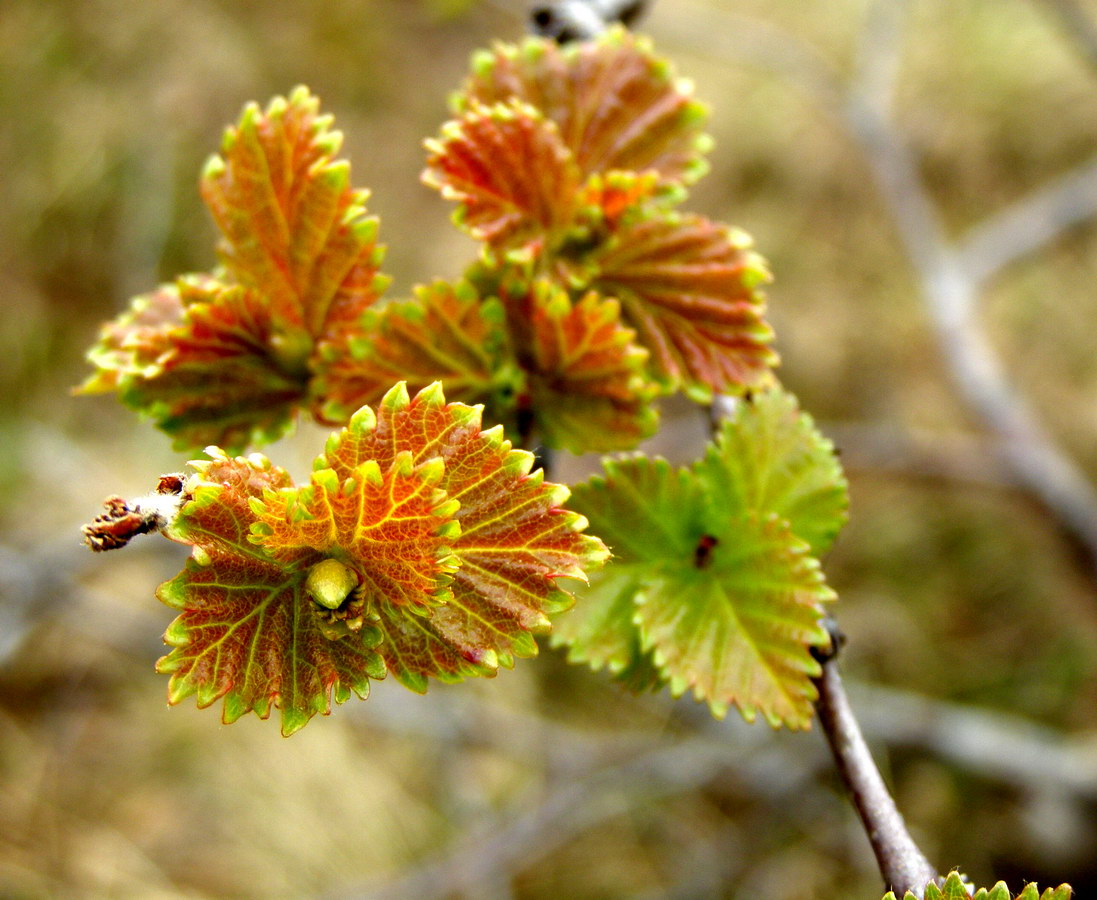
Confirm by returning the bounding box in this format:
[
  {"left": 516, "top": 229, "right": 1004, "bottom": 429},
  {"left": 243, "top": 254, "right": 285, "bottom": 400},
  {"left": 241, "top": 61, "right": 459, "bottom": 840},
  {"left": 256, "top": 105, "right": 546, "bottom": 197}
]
[
  {"left": 813, "top": 646, "right": 939, "bottom": 896},
  {"left": 337, "top": 729, "right": 796, "bottom": 900},
  {"left": 1034, "top": 0, "right": 1097, "bottom": 72}
]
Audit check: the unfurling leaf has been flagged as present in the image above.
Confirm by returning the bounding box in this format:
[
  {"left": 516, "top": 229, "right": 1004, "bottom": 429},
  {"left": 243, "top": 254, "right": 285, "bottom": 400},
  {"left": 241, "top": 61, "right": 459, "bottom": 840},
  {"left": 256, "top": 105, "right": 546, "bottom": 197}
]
[
  {"left": 201, "top": 86, "right": 386, "bottom": 341},
  {"left": 310, "top": 279, "right": 515, "bottom": 426},
  {"left": 82, "top": 277, "right": 309, "bottom": 450},
  {"left": 881, "top": 871, "right": 1072, "bottom": 900},
  {"left": 423, "top": 100, "right": 582, "bottom": 254},
  {"left": 457, "top": 28, "right": 710, "bottom": 187},
  {"left": 155, "top": 382, "right": 607, "bottom": 735},
  {"left": 589, "top": 213, "right": 776, "bottom": 398},
  {"left": 554, "top": 386, "right": 848, "bottom": 728},
  {"left": 81, "top": 87, "right": 388, "bottom": 452},
  {"left": 504, "top": 281, "right": 658, "bottom": 452}
]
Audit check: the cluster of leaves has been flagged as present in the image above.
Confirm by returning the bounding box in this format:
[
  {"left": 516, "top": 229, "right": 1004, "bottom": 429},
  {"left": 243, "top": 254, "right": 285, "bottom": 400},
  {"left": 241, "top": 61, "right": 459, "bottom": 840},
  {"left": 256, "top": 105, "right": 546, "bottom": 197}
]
[
  {"left": 153, "top": 382, "right": 606, "bottom": 736},
  {"left": 881, "top": 872, "right": 1072, "bottom": 900},
  {"left": 553, "top": 387, "right": 849, "bottom": 729},
  {"left": 77, "top": 26, "right": 841, "bottom": 740},
  {"left": 80, "top": 87, "right": 388, "bottom": 452},
  {"left": 73, "top": 19, "right": 1079, "bottom": 898},
  {"left": 81, "top": 29, "right": 775, "bottom": 455}
]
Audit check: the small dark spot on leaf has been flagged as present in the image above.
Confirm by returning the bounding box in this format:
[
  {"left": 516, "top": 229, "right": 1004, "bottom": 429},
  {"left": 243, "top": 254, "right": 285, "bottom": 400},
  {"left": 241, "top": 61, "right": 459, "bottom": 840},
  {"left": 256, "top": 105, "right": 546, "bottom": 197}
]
[{"left": 693, "top": 534, "right": 718, "bottom": 568}]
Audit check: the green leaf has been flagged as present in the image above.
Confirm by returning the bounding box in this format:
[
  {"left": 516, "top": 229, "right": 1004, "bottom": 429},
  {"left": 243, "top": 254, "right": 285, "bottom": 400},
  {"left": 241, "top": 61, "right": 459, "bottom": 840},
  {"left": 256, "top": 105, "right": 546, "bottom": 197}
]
[
  {"left": 156, "top": 383, "right": 607, "bottom": 732},
  {"left": 635, "top": 513, "right": 831, "bottom": 727},
  {"left": 310, "top": 279, "right": 514, "bottom": 426},
  {"left": 589, "top": 212, "right": 777, "bottom": 398},
  {"left": 881, "top": 872, "right": 1073, "bottom": 900},
  {"left": 423, "top": 100, "right": 582, "bottom": 254},
  {"left": 458, "top": 28, "right": 710, "bottom": 187},
  {"left": 557, "top": 454, "right": 834, "bottom": 728},
  {"left": 504, "top": 280, "right": 658, "bottom": 452},
  {"left": 698, "top": 386, "right": 849, "bottom": 556},
  {"left": 551, "top": 457, "right": 704, "bottom": 681}
]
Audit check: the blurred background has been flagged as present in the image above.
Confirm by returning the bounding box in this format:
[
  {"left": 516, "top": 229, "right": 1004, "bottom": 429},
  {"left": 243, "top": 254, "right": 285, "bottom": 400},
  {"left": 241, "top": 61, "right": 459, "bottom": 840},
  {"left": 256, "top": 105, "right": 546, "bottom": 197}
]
[{"left": 3, "top": 0, "right": 1097, "bottom": 897}]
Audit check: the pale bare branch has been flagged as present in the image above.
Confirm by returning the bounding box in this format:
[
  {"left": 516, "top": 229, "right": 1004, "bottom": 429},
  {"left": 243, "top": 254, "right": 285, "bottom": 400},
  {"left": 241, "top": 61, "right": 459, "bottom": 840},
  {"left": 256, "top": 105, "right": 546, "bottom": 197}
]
[{"left": 958, "top": 155, "right": 1097, "bottom": 287}]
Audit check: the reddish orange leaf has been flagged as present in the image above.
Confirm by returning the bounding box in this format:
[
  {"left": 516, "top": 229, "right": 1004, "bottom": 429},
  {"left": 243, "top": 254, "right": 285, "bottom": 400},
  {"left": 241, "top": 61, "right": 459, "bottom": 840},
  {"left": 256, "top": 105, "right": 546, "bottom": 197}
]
[
  {"left": 157, "top": 450, "right": 386, "bottom": 737},
  {"left": 310, "top": 279, "right": 513, "bottom": 426},
  {"left": 590, "top": 213, "right": 777, "bottom": 397},
  {"left": 575, "top": 169, "right": 663, "bottom": 232},
  {"left": 504, "top": 280, "right": 657, "bottom": 451},
  {"left": 82, "top": 275, "right": 310, "bottom": 450},
  {"left": 423, "top": 100, "right": 582, "bottom": 254},
  {"left": 82, "top": 87, "right": 388, "bottom": 452},
  {"left": 201, "top": 87, "right": 387, "bottom": 342},
  {"left": 155, "top": 383, "right": 607, "bottom": 733},
  {"left": 459, "top": 29, "right": 710, "bottom": 186},
  {"left": 78, "top": 282, "right": 187, "bottom": 395}
]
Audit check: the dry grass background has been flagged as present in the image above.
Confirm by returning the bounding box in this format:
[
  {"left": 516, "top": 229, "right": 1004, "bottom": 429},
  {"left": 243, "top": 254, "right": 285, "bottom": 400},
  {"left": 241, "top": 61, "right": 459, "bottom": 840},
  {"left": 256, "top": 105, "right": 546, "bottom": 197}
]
[{"left": 3, "top": 0, "right": 1097, "bottom": 897}]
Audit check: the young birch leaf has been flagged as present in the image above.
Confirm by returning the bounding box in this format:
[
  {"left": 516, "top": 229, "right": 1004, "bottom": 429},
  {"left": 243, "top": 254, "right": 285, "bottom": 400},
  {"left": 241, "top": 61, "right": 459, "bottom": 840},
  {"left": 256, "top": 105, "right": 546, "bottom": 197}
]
[
  {"left": 458, "top": 28, "right": 710, "bottom": 187},
  {"left": 81, "top": 276, "right": 308, "bottom": 450},
  {"left": 157, "top": 450, "right": 386, "bottom": 737},
  {"left": 156, "top": 382, "right": 606, "bottom": 732},
  {"left": 79, "top": 282, "right": 187, "bottom": 394},
  {"left": 423, "top": 100, "right": 582, "bottom": 255},
  {"left": 201, "top": 86, "right": 387, "bottom": 342},
  {"left": 506, "top": 281, "right": 658, "bottom": 452},
  {"left": 310, "top": 279, "right": 515, "bottom": 426},
  {"left": 552, "top": 458, "right": 701, "bottom": 678},
  {"left": 636, "top": 513, "right": 832, "bottom": 728},
  {"left": 559, "top": 434, "right": 840, "bottom": 728},
  {"left": 82, "top": 87, "right": 388, "bottom": 452},
  {"left": 320, "top": 382, "right": 606, "bottom": 685},
  {"left": 881, "top": 872, "right": 1073, "bottom": 900},
  {"left": 590, "top": 212, "right": 777, "bottom": 399},
  {"left": 699, "top": 386, "right": 849, "bottom": 556},
  {"left": 574, "top": 169, "right": 663, "bottom": 233}
]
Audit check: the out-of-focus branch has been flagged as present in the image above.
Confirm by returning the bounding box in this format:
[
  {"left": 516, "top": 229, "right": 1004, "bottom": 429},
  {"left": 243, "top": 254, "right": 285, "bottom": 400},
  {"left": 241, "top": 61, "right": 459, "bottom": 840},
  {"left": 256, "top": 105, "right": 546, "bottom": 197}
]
[
  {"left": 846, "top": 1, "right": 1097, "bottom": 577},
  {"left": 1034, "top": 0, "right": 1097, "bottom": 72},
  {"left": 341, "top": 727, "right": 808, "bottom": 900},
  {"left": 957, "top": 155, "right": 1097, "bottom": 287},
  {"left": 663, "top": 1, "right": 1097, "bottom": 580},
  {"left": 325, "top": 667, "right": 1097, "bottom": 900},
  {"left": 819, "top": 421, "right": 1012, "bottom": 488},
  {"left": 852, "top": 682, "right": 1097, "bottom": 801},
  {"left": 528, "top": 0, "right": 651, "bottom": 41}
]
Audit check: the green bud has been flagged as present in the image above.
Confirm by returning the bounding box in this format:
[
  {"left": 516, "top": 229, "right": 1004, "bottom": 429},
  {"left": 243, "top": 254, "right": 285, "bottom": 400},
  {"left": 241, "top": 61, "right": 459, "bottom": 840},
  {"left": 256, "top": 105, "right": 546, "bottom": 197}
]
[{"left": 306, "top": 558, "right": 358, "bottom": 610}]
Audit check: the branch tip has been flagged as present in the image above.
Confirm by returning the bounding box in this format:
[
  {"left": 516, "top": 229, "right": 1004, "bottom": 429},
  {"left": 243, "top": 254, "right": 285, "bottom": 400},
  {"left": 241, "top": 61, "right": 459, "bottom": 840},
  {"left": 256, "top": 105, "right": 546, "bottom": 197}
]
[
  {"left": 529, "top": 0, "right": 651, "bottom": 42},
  {"left": 81, "top": 474, "right": 186, "bottom": 552}
]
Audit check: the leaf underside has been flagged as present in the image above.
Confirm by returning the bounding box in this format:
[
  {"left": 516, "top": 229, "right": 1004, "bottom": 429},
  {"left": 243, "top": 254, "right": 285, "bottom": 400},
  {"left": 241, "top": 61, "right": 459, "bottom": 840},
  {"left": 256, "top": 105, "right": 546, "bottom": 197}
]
[
  {"left": 416, "top": 30, "right": 777, "bottom": 434},
  {"left": 157, "top": 382, "right": 606, "bottom": 735},
  {"left": 554, "top": 386, "right": 848, "bottom": 728}
]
